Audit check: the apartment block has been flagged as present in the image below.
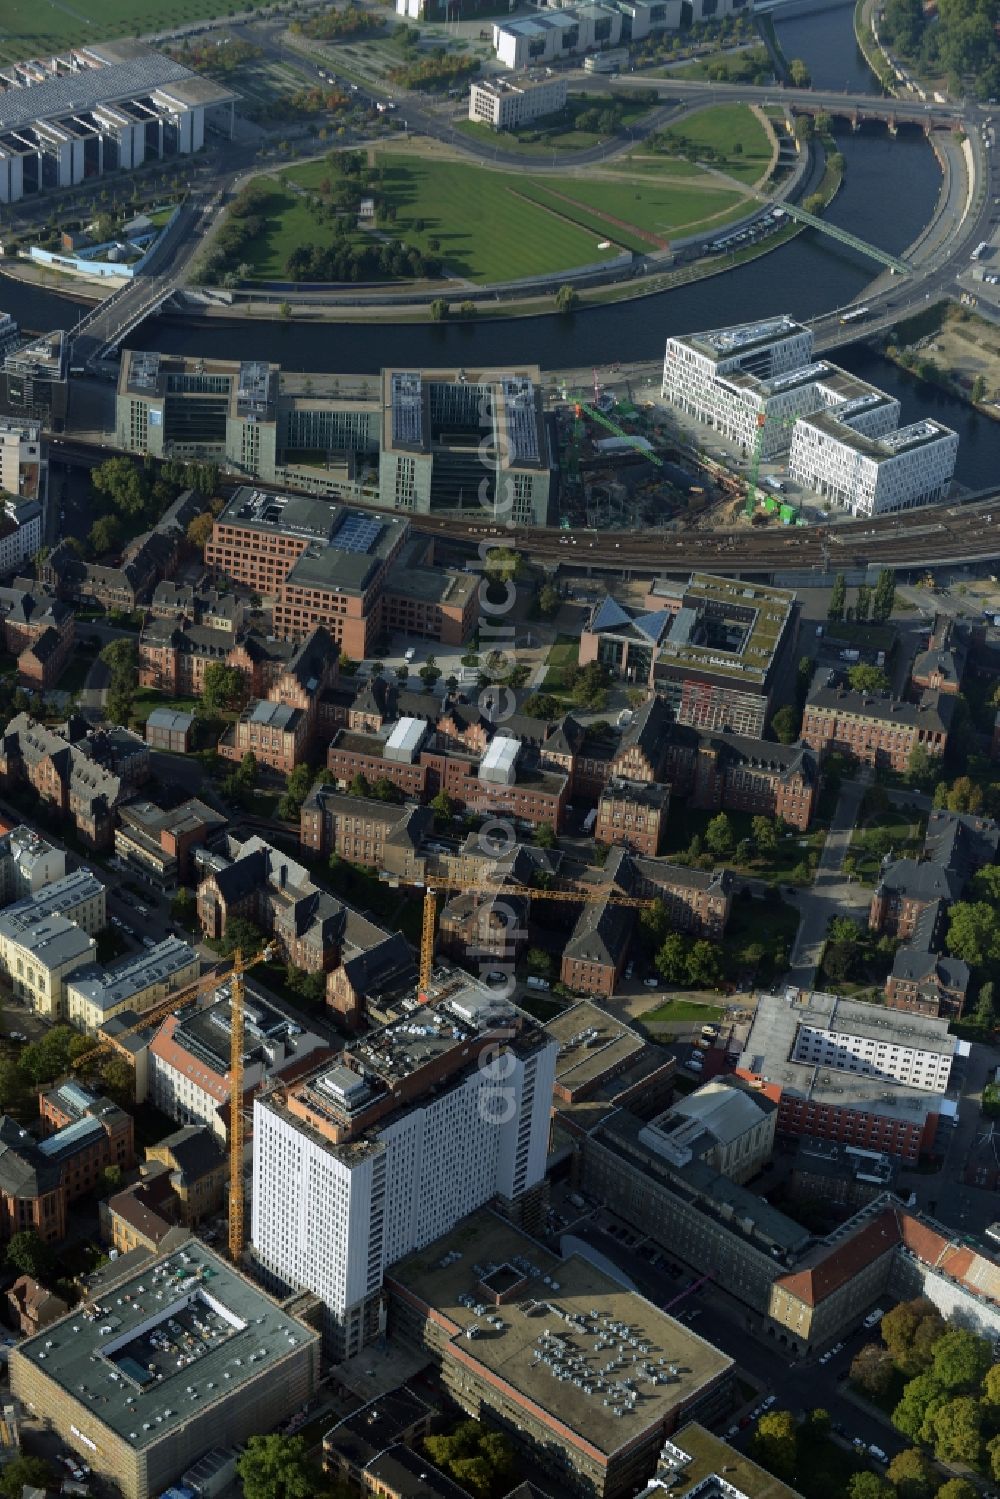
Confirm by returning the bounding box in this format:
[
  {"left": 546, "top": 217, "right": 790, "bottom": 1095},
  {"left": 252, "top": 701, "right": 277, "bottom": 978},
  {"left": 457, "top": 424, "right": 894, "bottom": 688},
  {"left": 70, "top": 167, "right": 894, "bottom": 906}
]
[
  {"left": 114, "top": 797, "right": 226, "bottom": 890},
  {"left": 0, "top": 584, "right": 75, "bottom": 689},
  {"left": 252, "top": 975, "right": 557, "bottom": 1356},
  {"left": 378, "top": 368, "right": 552, "bottom": 528},
  {"left": 802, "top": 670, "right": 953, "bottom": 772},
  {"left": 0, "top": 869, "right": 105, "bottom": 1017},
  {"left": 595, "top": 780, "right": 670, "bottom": 856},
  {"left": 298, "top": 787, "right": 433, "bottom": 879},
  {"left": 468, "top": 75, "right": 567, "bottom": 130},
  {"left": 0, "top": 824, "right": 66, "bottom": 900},
  {"left": 0, "top": 714, "right": 131, "bottom": 847},
  {"left": 9, "top": 1242, "right": 320, "bottom": 1499},
  {"left": 603, "top": 847, "right": 733, "bottom": 938},
  {"left": 217, "top": 625, "right": 339, "bottom": 772}
]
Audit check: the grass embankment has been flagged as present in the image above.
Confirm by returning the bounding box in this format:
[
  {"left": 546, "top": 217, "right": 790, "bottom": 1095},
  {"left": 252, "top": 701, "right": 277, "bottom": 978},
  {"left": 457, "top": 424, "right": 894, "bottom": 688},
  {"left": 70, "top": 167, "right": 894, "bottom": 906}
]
[{"left": 0, "top": 0, "right": 247, "bottom": 62}]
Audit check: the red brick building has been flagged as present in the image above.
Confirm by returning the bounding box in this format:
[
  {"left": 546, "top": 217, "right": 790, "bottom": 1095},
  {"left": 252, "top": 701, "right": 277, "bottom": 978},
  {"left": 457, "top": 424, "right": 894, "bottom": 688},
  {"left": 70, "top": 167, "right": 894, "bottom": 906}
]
[
  {"left": 801, "top": 676, "right": 953, "bottom": 773},
  {"left": 595, "top": 781, "right": 670, "bottom": 857},
  {"left": 603, "top": 847, "right": 733, "bottom": 939},
  {"left": 217, "top": 627, "right": 339, "bottom": 773},
  {"left": 0, "top": 587, "right": 75, "bottom": 690}
]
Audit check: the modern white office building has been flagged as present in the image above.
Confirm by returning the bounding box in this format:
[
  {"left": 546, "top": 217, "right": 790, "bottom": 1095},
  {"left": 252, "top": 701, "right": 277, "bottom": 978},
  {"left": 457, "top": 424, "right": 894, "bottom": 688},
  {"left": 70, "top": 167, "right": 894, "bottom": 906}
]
[
  {"left": 0, "top": 41, "right": 236, "bottom": 204},
  {"left": 662, "top": 316, "right": 958, "bottom": 516},
  {"left": 787, "top": 411, "right": 958, "bottom": 518},
  {"left": 468, "top": 75, "right": 567, "bottom": 131},
  {"left": 251, "top": 974, "right": 557, "bottom": 1357},
  {"left": 491, "top": 0, "right": 733, "bottom": 69}
]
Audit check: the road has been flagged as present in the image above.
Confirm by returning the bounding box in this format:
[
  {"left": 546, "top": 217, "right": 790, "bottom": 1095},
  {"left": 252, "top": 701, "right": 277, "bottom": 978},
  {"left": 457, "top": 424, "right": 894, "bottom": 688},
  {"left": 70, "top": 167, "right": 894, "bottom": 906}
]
[{"left": 787, "top": 780, "right": 870, "bottom": 987}]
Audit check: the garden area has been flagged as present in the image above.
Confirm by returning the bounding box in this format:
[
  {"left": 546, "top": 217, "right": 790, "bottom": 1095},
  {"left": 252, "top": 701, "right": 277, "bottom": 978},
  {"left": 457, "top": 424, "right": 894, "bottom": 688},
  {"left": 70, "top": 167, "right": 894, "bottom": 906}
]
[
  {"left": 455, "top": 90, "right": 659, "bottom": 155},
  {"left": 636, "top": 887, "right": 800, "bottom": 995},
  {"left": 0, "top": 0, "right": 248, "bottom": 62},
  {"left": 658, "top": 802, "right": 824, "bottom": 888},
  {"left": 847, "top": 791, "right": 927, "bottom": 886}
]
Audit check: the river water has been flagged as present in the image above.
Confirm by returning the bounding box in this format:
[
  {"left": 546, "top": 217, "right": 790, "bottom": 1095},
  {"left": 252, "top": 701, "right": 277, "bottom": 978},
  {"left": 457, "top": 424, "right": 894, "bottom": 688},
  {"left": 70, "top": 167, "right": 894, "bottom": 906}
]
[
  {"left": 2, "top": 4, "right": 996, "bottom": 485},
  {"left": 773, "top": 0, "right": 878, "bottom": 95}
]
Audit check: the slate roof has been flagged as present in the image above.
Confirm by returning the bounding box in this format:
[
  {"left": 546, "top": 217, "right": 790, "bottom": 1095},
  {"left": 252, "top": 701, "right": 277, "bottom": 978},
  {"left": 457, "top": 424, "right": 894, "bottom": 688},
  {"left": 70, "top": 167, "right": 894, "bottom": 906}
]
[
  {"left": 564, "top": 896, "right": 634, "bottom": 967},
  {"left": 807, "top": 674, "right": 955, "bottom": 734}
]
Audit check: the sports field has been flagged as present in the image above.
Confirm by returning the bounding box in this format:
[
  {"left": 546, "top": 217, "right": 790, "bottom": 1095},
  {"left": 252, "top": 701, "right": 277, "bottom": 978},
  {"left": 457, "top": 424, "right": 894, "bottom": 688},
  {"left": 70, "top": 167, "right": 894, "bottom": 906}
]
[{"left": 0, "top": 0, "right": 242, "bottom": 62}]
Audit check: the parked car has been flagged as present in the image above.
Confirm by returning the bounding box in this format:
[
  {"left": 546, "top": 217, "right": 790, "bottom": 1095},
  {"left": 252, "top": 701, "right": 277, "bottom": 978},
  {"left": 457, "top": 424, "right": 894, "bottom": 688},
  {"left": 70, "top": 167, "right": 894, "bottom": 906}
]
[{"left": 643, "top": 977, "right": 659, "bottom": 989}]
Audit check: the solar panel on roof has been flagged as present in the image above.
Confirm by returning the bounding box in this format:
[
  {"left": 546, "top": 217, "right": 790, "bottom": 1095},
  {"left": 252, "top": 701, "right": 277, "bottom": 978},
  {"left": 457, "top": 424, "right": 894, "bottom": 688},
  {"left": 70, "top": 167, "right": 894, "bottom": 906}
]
[
  {"left": 500, "top": 377, "right": 540, "bottom": 465},
  {"left": 336, "top": 513, "right": 384, "bottom": 554},
  {"left": 391, "top": 372, "right": 423, "bottom": 448}
]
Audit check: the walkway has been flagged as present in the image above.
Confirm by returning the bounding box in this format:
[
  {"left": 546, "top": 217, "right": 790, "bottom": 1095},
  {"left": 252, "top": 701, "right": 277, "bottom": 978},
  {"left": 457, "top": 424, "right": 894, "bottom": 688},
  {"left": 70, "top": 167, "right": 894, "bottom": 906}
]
[{"left": 786, "top": 779, "right": 870, "bottom": 987}]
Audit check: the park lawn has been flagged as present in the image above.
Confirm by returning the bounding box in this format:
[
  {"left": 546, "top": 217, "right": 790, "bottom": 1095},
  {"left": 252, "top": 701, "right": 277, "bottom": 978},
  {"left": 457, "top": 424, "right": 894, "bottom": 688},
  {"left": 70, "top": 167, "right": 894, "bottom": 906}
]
[
  {"left": 640, "top": 997, "right": 726, "bottom": 1024},
  {"left": 541, "top": 635, "right": 580, "bottom": 695},
  {"left": 0, "top": 0, "right": 247, "bottom": 62},
  {"left": 129, "top": 688, "right": 201, "bottom": 724},
  {"left": 373, "top": 153, "right": 620, "bottom": 282},
  {"left": 654, "top": 103, "right": 773, "bottom": 186},
  {"left": 523, "top": 174, "right": 747, "bottom": 242},
  {"left": 850, "top": 806, "right": 926, "bottom": 883},
  {"left": 661, "top": 801, "right": 824, "bottom": 887},
  {"left": 228, "top": 174, "right": 370, "bottom": 280}
]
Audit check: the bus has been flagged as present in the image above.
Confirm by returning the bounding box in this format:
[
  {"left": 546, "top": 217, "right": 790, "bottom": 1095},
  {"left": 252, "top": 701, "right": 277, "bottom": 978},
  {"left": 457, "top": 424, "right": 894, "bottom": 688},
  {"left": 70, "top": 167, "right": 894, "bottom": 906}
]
[
  {"left": 839, "top": 305, "right": 871, "bottom": 324},
  {"left": 971, "top": 242, "right": 989, "bottom": 261}
]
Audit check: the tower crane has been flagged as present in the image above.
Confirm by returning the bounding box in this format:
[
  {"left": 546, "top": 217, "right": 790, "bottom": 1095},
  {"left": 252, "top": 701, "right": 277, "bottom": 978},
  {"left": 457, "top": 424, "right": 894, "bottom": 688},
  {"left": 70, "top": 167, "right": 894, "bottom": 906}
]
[
  {"left": 575, "top": 400, "right": 665, "bottom": 468},
  {"left": 413, "top": 874, "right": 658, "bottom": 999},
  {"left": 72, "top": 941, "right": 275, "bottom": 1264}
]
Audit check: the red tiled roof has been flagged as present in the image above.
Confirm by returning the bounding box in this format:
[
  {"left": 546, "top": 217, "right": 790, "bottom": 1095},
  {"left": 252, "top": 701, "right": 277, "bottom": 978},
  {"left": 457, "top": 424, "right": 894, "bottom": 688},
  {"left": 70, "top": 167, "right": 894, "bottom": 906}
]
[
  {"left": 149, "top": 1013, "right": 228, "bottom": 1102},
  {"left": 776, "top": 1210, "right": 901, "bottom": 1307}
]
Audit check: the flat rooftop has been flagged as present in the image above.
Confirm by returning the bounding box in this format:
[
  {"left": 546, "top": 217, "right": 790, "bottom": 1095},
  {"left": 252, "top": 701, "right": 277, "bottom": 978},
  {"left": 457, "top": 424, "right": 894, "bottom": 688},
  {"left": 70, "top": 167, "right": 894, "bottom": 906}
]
[
  {"left": 652, "top": 573, "right": 795, "bottom": 686},
  {"left": 686, "top": 316, "right": 808, "bottom": 364},
  {"left": 649, "top": 1423, "right": 804, "bottom": 1499},
  {"left": 545, "top": 1000, "right": 647, "bottom": 1091},
  {"left": 387, "top": 1211, "right": 732, "bottom": 1460},
  {"left": 12, "top": 1241, "right": 317, "bottom": 1450},
  {"left": 0, "top": 49, "right": 233, "bottom": 136},
  {"left": 796, "top": 408, "right": 956, "bottom": 462},
  {"left": 215, "top": 487, "right": 339, "bottom": 541}
]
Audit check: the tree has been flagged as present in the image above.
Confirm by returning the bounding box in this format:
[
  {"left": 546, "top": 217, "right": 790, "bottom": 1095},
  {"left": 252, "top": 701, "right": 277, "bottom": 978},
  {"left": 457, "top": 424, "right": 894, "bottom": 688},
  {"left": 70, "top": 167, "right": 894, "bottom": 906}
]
[
  {"left": 946, "top": 775, "right": 983, "bottom": 814},
  {"left": 930, "top": 1327, "right": 992, "bottom": 1392},
  {"left": 526, "top": 947, "right": 551, "bottom": 977},
  {"left": 848, "top": 663, "right": 890, "bottom": 694},
  {"left": 656, "top": 932, "right": 690, "bottom": 984},
  {"left": 872, "top": 567, "right": 896, "bottom": 622},
  {"left": 89, "top": 513, "right": 122, "bottom": 554},
  {"left": 751, "top": 814, "right": 778, "bottom": 856},
  {"left": 788, "top": 57, "right": 811, "bottom": 85},
  {"left": 906, "top": 742, "right": 937, "bottom": 791},
  {"left": 851, "top": 1342, "right": 898, "bottom": 1400},
  {"left": 238, "top": 751, "right": 258, "bottom": 788},
  {"left": 882, "top": 1298, "right": 945, "bottom": 1377},
  {"left": 236, "top": 1434, "right": 319, "bottom": 1499},
  {"left": 186, "top": 511, "right": 216, "bottom": 548},
  {"left": 892, "top": 1371, "right": 947, "bottom": 1442},
  {"left": 0, "top": 1457, "right": 56, "bottom": 1499},
  {"left": 855, "top": 583, "right": 872, "bottom": 622},
  {"left": 828, "top": 573, "right": 847, "bottom": 623},
  {"left": 431, "top": 790, "right": 453, "bottom": 822},
  {"left": 425, "top": 1421, "right": 514, "bottom": 1495},
  {"left": 201, "top": 662, "right": 246, "bottom": 716},
  {"left": 771, "top": 704, "right": 800, "bottom": 744},
  {"left": 885, "top": 1448, "right": 933, "bottom": 1499},
  {"left": 539, "top": 583, "right": 560, "bottom": 617},
  {"left": 522, "top": 693, "right": 560, "bottom": 719},
  {"left": 348, "top": 772, "right": 371, "bottom": 798},
  {"left": 171, "top": 886, "right": 195, "bottom": 925},
  {"left": 100, "top": 1163, "right": 123, "bottom": 1194},
  {"left": 988, "top": 1435, "right": 1000, "bottom": 1482},
  {"left": 686, "top": 939, "right": 722, "bottom": 988},
  {"left": 430, "top": 298, "right": 449, "bottom": 321},
  {"left": 752, "top": 1410, "right": 797, "bottom": 1481},
  {"left": 928, "top": 1395, "right": 983, "bottom": 1467},
  {"left": 535, "top": 822, "right": 557, "bottom": 849},
  {"left": 704, "top": 812, "right": 734, "bottom": 859},
  {"left": 947, "top": 901, "right": 1000, "bottom": 969},
  {"left": 6, "top": 1228, "right": 53, "bottom": 1280},
  {"left": 982, "top": 1361, "right": 1000, "bottom": 1406},
  {"left": 935, "top": 1482, "right": 978, "bottom": 1499},
  {"left": 847, "top": 1477, "right": 893, "bottom": 1499},
  {"left": 220, "top": 916, "right": 265, "bottom": 960},
  {"left": 555, "top": 283, "right": 578, "bottom": 313},
  {"left": 794, "top": 113, "right": 813, "bottom": 140}
]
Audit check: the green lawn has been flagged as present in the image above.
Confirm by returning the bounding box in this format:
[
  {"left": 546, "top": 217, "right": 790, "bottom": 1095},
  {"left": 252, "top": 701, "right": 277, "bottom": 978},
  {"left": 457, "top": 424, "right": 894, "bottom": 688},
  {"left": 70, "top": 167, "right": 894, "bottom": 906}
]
[
  {"left": 516, "top": 176, "right": 745, "bottom": 249},
  {"left": 640, "top": 997, "right": 726, "bottom": 1023},
  {"left": 0, "top": 0, "right": 249, "bottom": 62},
  {"left": 453, "top": 92, "right": 658, "bottom": 156},
  {"left": 541, "top": 635, "right": 580, "bottom": 695},
  {"left": 660, "top": 801, "right": 824, "bottom": 887},
  {"left": 130, "top": 688, "right": 200, "bottom": 725},
  {"left": 849, "top": 806, "right": 926, "bottom": 884},
  {"left": 652, "top": 103, "right": 773, "bottom": 186}
]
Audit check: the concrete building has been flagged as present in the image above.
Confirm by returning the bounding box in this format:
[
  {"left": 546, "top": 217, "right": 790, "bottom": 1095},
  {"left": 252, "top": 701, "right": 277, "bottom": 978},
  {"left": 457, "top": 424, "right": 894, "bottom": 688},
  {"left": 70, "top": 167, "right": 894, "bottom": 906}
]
[
  {"left": 468, "top": 75, "right": 567, "bottom": 130},
  {"left": 789, "top": 1137, "right": 895, "bottom": 1215},
  {"left": 581, "top": 575, "right": 799, "bottom": 738},
  {"left": 638, "top": 1424, "right": 805, "bottom": 1499},
  {"left": 147, "top": 979, "right": 328, "bottom": 1139},
  {"left": 65, "top": 937, "right": 200, "bottom": 1035},
  {"left": 0, "top": 869, "right": 105, "bottom": 1016},
  {"left": 737, "top": 986, "right": 961, "bottom": 1164},
  {"left": 643, "top": 1077, "right": 778, "bottom": 1186},
  {"left": 662, "top": 317, "right": 958, "bottom": 517},
  {"left": 378, "top": 368, "right": 553, "bottom": 528},
  {"left": 0, "top": 824, "right": 66, "bottom": 900},
  {"left": 9, "top": 1241, "right": 320, "bottom": 1499},
  {"left": 116, "top": 354, "right": 380, "bottom": 496},
  {"left": 114, "top": 797, "right": 226, "bottom": 891},
  {"left": 386, "top": 1210, "right": 733, "bottom": 1499},
  {"left": 801, "top": 671, "right": 953, "bottom": 772},
  {"left": 0, "top": 43, "right": 235, "bottom": 205},
  {"left": 252, "top": 974, "right": 557, "bottom": 1356}
]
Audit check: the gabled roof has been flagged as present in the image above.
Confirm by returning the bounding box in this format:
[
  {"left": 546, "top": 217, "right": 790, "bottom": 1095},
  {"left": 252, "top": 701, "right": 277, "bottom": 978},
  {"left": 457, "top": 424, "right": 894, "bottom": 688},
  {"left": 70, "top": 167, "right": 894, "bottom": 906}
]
[
  {"left": 564, "top": 897, "right": 634, "bottom": 967},
  {"left": 590, "top": 594, "right": 632, "bottom": 633},
  {"left": 876, "top": 859, "right": 963, "bottom": 904},
  {"left": 543, "top": 713, "right": 586, "bottom": 757}
]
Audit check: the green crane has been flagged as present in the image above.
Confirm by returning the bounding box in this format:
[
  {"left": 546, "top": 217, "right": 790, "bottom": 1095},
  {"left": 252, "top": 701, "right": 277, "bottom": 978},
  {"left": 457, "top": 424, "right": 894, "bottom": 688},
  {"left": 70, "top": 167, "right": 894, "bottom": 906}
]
[{"left": 576, "top": 400, "right": 664, "bottom": 468}]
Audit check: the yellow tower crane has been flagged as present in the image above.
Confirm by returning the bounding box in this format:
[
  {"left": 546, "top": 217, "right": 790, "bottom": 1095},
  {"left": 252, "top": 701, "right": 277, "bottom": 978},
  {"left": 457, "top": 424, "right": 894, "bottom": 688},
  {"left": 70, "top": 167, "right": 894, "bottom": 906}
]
[
  {"left": 415, "top": 874, "right": 658, "bottom": 999},
  {"left": 72, "top": 941, "right": 275, "bottom": 1264}
]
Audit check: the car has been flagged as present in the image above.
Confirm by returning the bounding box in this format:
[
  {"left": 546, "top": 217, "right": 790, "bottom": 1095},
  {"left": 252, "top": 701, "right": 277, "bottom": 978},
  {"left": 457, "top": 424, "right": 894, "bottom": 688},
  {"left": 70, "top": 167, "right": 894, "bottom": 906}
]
[
  {"left": 142, "top": 936, "right": 155, "bottom": 949},
  {"left": 763, "top": 1395, "right": 777, "bottom": 1409},
  {"left": 625, "top": 963, "right": 635, "bottom": 980},
  {"left": 830, "top": 1341, "right": 844, "bottom": 1354},
  {"left": 819, "top": 1352, "right": 832, "bottom": 1365},
  {"left": 643, "top": 977, "right": 659, "bottom": 989},
  {"left": 8, "top": 1032, "right": 26, "bottom": 1043},
  {"left": 726, "top": 1425, "right": 739, "bottom": 1438},
  {"left": 869, "top": 1446, "right": 887, "bottom": 1464},
  {"left": 485, "top": 971, "right": 508, "bottom": 985}
]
